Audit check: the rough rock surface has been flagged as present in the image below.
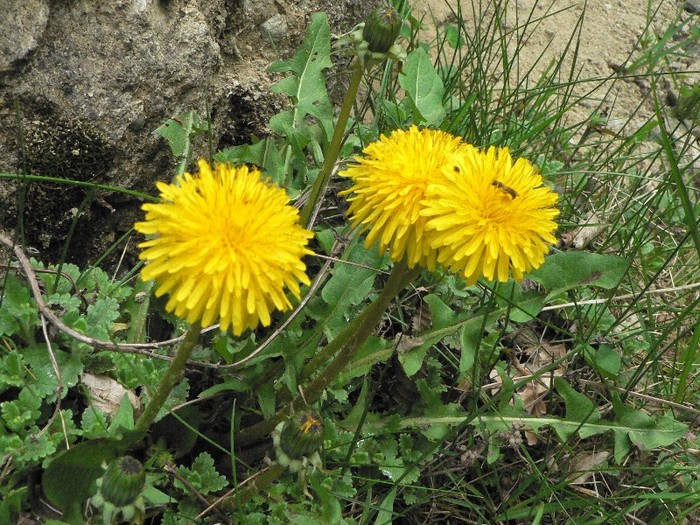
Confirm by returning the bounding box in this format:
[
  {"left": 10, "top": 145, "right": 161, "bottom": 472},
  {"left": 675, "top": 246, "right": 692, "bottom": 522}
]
[
  {"left": 0, "top": 0, "right": 51, "bottom": 73},
  {"left": 0, "top": 0, "right": 378, "bottom": 266}
]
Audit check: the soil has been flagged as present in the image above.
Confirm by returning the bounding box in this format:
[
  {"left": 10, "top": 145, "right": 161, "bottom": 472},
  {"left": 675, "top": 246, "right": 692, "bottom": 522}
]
[
  {"left": 0, "top": 0, "right": 697, "bottom": 268},
  {"left": 419, "top": 0, "right": 697, "bottom": 132}
]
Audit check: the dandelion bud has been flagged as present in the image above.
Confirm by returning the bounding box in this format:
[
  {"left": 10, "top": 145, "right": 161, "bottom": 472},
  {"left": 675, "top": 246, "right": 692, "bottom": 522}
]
[
  {"left": 363, "top": 6, "right": 401, "bottom": 53},
  {"left": 279, "top": 411, "right": 324, "bottom": 460},
  {"left": 100, "top": 456, "right": 146, "bottom": 507}
]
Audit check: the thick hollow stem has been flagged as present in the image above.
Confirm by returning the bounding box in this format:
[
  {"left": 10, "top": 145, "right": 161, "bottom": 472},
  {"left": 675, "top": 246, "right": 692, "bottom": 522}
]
[
  {"left": 299, "top": 61, "right": 365, "bottom": 228},
  {"left": 235, "top": 261, "right": 419, "bottom": 446},
  {"left": 221, "top": 464, "right": 286, "bottom": 511},
  {"left": 133, "top": 323, "right": 202, "bottom": 436}
]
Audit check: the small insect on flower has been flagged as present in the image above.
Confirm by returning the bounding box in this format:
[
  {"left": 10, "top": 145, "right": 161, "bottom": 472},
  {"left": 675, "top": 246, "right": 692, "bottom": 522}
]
[
  {"left": 491, "top": 180, "right": 519, "bottom": 199},
  {"left": 339, "top": 126, "right": 475, "bottom": 270},
  {"left": 422, "top": 145, "right": 559, "bottom": 285}
]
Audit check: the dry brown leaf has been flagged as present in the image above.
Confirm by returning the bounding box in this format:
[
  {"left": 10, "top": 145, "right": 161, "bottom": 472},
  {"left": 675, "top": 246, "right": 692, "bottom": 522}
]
[
  {"left": 521, "top": 342, "right": 568, "bottom": 373},
  {"left": 567, "top": 451, "right": 610, "bottom": 485},
  {"left": 560, "top": 211, "right": 606, "bottom": 249},
  {"left": 80, "top": 373, "right": 141, "bottom": 418},
  {"left": 523, "top": 430, "right": 539, "bottom": 446},
  {"left": 411, "top": 302, "right": 432, "bottom": 332},
  {"left": 394, "top": 334, "right": 424, "bottom": 354},
  {"left": 518, "top": 381, "right": 549, "bottom": 416},
  {"left": 484, "top": 343, "right": 570, "bottom": 444},
  {"left": 513, "top": 342, "right": 568, "bottom": 416}
]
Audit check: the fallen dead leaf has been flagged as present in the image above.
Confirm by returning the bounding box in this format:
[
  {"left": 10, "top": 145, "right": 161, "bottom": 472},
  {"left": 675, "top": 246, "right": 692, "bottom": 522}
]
[
  {"left": 567, "top": 451, "right": 611, "bottom": 485},
  {"left": 560, "top": 211, "right": 606, "bottom": 249},
  {"left": 80, "top": 373, "right": 141, "bottom": 418}
]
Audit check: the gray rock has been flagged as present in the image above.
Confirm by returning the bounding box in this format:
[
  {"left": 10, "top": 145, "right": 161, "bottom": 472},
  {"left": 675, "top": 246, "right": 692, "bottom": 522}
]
[
  {"left": 0, "top": 0, "right": 50, "bottom": 73},
  {"left": 684, "top": 0, "right": 700, "bottom": 14},
  {"left": 0, "top": 0, "right": 224, "bottom": 263},
  {"left": 241, "top": 0, "right": 278, "bottom": 26},
  {"left": 261, "top": 14, "right": 288, "bottom": 43}
]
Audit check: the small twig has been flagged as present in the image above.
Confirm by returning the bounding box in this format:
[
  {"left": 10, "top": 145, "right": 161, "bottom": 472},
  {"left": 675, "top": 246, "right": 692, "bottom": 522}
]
[
  {"left": 198, "top": 464, "right": 286, "bottom": 518},
  {"left": 34, "top": 315, "right": 64, "bottom": 442},
  {"left": 0, "top": 235, "right": 172, "bottom": 349},
  {"left": 5, "top": 315, "right": 68, "bottom": 462},
  {"left": 0, "top": 234, "right": 342, "bottom": 372},
  {"left": 197, "top": 477, "right": 251, "bottom": 518},
  {"left": 1, "top": 262, "right": 81, "bottom": 300},
  {"left": 0, "top": 455, "right": 13, "bottom": 485},
  {"left": 541, "top": 281, "right": 700, "bottom": 312},
  {"left": 222, "top": 254, "right": 334, "bottom": 370},
  {"left": 313, "top": 252, "right": 391, "bottom": 273},
  {"left": 0, "top": 233, "right": 222, "bottom": 362},
  {"left": 578, "top": 379, "right": 700, "bottom": 417},
  {"left": 163, "top": 464, "right": 231, "bottom": 524},
  {"left": 110, "top": 232, "right": 132, "bottom": 283}
]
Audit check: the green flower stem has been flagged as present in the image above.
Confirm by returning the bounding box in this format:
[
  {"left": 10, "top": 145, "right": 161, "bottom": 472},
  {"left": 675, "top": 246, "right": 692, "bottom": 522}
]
[
  {"left": 235, "top": 261, "right": 420, "bottom": 447},
  {"left": 133, "top": 323, "right": 202, "bottom": 436},
  {"left": 222, "top": 464, "right": 286, "bottom": 510},
  {"left": 299, "top": 61, "right": 364, "bottom": 228}
]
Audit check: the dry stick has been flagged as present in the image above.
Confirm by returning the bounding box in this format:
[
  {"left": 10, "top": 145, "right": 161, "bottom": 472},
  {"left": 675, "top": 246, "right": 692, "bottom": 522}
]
[
  {"left": 578, "top": 379, "right": 700, "bottom": 417},
  {"left": 540, "top": 281, "right": 700, "bottom": 312},
  {"left": 199, "top": 464, "right": 286, "bottom": 518},
  {"left": 0, "top": 235, "right": 67, "bottom": 460},
  {"left": 35, "top": 315, "right": 65, "bottom": 443},
  {"left": 0, "top": 231, "right": 207, "bottom": 359},
  {"left": 1, "top": 315, "right": 71, "bottom": 465},
  {"left": 164, "top": 464, "right": 231, "bottom": 524},
  {"left": 222, "top": 254, "right": 335, "bottom": 370}
]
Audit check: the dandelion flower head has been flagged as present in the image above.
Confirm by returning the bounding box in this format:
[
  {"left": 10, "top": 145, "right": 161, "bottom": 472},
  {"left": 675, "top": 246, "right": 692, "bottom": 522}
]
[
  {"left": 135, "top": 160, "right": 314, "bottom": 335},
  {"left": 423, "top": 146, "right": 559, "bottom": 285},
  {"left": 339, "top": 126, "right": 475, "bottom": 269}
]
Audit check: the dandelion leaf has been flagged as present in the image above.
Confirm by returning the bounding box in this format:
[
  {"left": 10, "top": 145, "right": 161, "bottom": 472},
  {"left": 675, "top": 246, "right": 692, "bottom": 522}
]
[
  {"left": 400, "top": 47, "right": 446, "bottom": 126},
  {"left": 308, "top": 240, "right": 382, "bottom": 340},
  {"left": 215, "top": 138, "right": 286, "bottom": 188},
  {"left": 268, "top": 13, "right": 334, "bottom": 145},
  {"left": 156, "top": 112, "right": 206, "bottom": 158},
  {"left": 398, "top": 294, "right": 459, "bottom": 377},
  {"left": 42, "top": 439, "right": 124, "bottom": 524},
  {"left": 610, "top": 405, "right": 688, "bottom": 463},
  {"left": 528, "top": 251, "right": 629, "bottom": 300},
  {"left": 553, "top": 378, "right": 601, "bottom": 440}
]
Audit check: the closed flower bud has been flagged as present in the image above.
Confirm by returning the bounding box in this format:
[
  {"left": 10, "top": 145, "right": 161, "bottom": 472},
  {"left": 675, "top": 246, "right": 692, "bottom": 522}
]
[
  {"left": 100, "top": 456, "right": 146, "bottom": 507},
  {"left": 279, "top": 411, "right": 324, "bottom": 460},
  {"left": 362, "top": 6, "right": 401, "bottom": 53}
]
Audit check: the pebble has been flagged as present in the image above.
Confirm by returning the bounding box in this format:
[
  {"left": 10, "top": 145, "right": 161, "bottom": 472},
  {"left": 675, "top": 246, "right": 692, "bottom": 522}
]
[
  {"left": 684, "top": 0, "right": 700, "bottom": 13},
  {"left": 261, "top": 14, "right": 288, "bottom": 43}
]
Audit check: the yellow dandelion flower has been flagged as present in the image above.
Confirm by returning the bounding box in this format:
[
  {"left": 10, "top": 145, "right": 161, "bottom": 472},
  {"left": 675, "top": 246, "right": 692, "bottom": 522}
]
[
  {"left": 339, "top": 126, "right": 475, "bottom": 269},
  {"left": 135, "top": 160, "right": 314, "bottom": 336},
  {"left": 423, "top": 146, "right": 559, "bottom": 285}
]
